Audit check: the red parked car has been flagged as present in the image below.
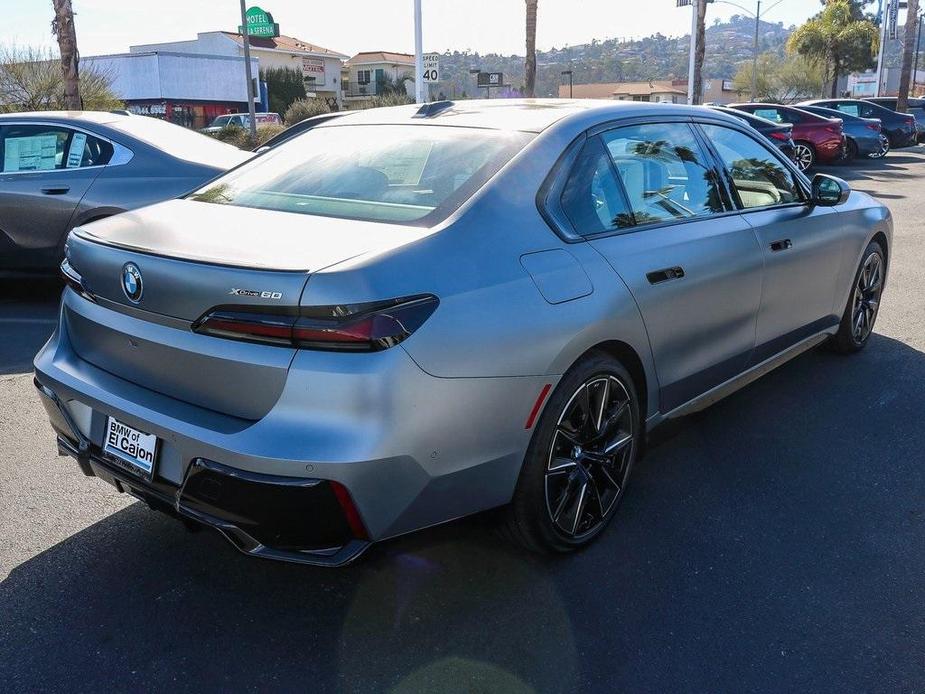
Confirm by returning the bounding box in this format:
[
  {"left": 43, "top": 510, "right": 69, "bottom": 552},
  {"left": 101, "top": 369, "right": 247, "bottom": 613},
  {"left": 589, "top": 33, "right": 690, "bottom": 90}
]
[{"left": 729, "top": 103, "right": 846, "bottom": 171}]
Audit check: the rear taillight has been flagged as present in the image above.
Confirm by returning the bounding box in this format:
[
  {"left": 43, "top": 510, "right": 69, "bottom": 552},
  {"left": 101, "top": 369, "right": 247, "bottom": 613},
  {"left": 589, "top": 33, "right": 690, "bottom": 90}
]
[
  {"left": 60, "top": 259, "right": 95, "bottom": 303},
  {"left": 769, "top": 131, "right": 789, "bottom": 141},
  {"left": 193, "top": 295, "right": 439, "bottom": 352},
  {"left": 866, "top": 123, "right": 881, "bottom": 131}
]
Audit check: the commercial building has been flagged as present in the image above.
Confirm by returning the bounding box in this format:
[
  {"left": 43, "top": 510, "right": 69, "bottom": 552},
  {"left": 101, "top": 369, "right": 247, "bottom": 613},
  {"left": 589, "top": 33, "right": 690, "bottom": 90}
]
[
  {"left": 131, "top": 31, "right": 348, "bottom": 109},
  {"left": 342, "top": 52, "right": 416, "bottom": 105},
  {"left": 82, "top": 51, "right": 260, "bottom": 129}
]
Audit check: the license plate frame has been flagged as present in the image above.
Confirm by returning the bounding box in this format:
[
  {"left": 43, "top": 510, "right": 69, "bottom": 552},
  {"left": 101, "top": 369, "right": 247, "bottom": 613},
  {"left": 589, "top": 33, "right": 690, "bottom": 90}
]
[{"left": 103, "top": 416, "right": 159, "bottom": 480}]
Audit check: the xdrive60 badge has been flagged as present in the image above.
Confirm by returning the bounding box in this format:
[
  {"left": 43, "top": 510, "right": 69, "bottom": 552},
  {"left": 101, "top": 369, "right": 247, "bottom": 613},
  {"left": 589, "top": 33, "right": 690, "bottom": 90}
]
[{"left": 229, "top": 288, "right": 283, "bottom": 300}]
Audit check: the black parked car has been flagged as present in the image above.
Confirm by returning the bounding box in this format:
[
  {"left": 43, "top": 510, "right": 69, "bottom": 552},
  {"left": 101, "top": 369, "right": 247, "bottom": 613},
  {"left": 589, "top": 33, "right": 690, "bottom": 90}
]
[
  {"left": 707, "top": 105, "right": 796, "bottom": 161},
  {"left": 799, "top": 99, "right": 918, "bottom": 148},
  {"left": 865, "top": 97, "right": 925, "bottom": 142}
]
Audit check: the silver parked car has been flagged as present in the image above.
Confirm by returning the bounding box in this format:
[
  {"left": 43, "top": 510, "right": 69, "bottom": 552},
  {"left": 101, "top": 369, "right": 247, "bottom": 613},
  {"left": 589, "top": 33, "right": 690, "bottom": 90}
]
[
  {"left": 0, "top": 112, "right": 249, "bottom": 276},
  {"left": 35, "top": 100, "right": 892, "bottom": 566}
]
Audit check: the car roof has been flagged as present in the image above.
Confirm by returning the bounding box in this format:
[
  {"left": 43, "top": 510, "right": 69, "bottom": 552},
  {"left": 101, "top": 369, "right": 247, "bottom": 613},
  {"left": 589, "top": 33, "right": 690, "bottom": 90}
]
[
  {"left": 0, "top": 110, "right": 128, "bottom": 125},
  {"left": 315, "top": 98, "right": 745, "bottom": 134}
]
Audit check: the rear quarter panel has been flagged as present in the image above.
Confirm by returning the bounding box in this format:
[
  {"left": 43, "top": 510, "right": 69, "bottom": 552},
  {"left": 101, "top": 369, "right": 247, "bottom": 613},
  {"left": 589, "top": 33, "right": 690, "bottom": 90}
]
[{"left": 831, "top": 191, "right": 893, "bottom": 309}]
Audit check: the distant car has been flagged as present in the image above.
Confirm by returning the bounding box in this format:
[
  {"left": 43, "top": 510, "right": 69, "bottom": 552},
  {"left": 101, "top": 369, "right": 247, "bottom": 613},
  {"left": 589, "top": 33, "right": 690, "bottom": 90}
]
[
  {"left": 0, "top": 111, "right": 250, "bottom": 277},
  {"left": 864, "top": 97, "right": 925, "bottom": 142},
  {"left": 799, "top": 99, "right": 918, "bottom": 149},
  {"left": 201, "top": 112, "right": 282, "bottom": 135},
  {"left": 798, "top": 104, "right": 889, "bottom": 160},
  {"left": 707, "top": 105, "right": 796, "bottom": 161},
  {"left": 730, "top": 103, "right": 845, "bottom": 171},
  {"left": 253, "top": 112, "right": 347, "bottom": 152}
]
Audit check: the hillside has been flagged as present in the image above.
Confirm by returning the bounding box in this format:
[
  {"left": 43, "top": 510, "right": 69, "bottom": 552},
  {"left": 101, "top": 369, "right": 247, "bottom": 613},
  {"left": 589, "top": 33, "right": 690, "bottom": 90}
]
[{"left": 427, "top": 13, "right": 900, "bottom": 100}]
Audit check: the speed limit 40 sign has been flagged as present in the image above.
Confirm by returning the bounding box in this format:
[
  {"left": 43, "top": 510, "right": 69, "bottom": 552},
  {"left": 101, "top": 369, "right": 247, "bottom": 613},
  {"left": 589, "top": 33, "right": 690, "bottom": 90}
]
[{"left": 423, "top": 54, "right": 440, "bottom": 83}]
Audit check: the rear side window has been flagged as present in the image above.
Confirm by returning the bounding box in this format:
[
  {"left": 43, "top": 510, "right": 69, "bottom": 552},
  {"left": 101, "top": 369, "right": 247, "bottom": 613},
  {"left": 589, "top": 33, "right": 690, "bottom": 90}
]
[
  {"left": 190, "top": 124, "right": 532, "bottom": 225},
  {"left": 701, "top": 124, "right": 801, "bottom": 209},
  {"left": 559, "top": 137, "right": 633, "bottom": 234},
  {"left": 600, "top": 122, "right": 724, "bottom": 226},
  {"left": 753, "top": 108, "right": 784, "bottom": 123},
  {"left": 0, "top": 124, "right": 112, "bottom": 172}
]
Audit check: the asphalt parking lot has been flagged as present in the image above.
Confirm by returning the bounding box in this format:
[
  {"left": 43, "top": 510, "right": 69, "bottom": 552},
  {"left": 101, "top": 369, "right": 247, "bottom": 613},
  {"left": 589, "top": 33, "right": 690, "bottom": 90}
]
[{"left": 2, "top": 151, "right": 925, "bottom": 693}]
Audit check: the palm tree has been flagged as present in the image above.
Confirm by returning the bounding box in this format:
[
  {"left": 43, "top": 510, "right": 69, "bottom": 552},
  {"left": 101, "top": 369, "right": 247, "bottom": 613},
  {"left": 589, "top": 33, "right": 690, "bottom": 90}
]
[
  {"left": 51, "top": 0, "right": 80, "bottom": 109},
  {"left": 789, "top": 0, "right": 879, "bottom": 98},
  {"left": 525, "top": 0, "right": 538, "bottom": 98},
  {"left": 692, "top": 0, "right": 707, "bottom": 105},
  {"left": 897, "top": 0, "right": 921, "bottom": 112}
]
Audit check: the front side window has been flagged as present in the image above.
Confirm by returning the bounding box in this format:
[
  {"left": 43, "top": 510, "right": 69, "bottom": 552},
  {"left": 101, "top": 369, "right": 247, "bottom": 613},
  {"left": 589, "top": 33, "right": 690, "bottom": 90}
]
[
  {"left": 601, "top": 122, "right": 724, "bottom": 226},
  {"left": 700, "top": 124, "right": 801, "bottom": 210},
  {"left": 189, "top": 124, "right": 532, "bottom": 225},
  {"left": 0, "top": 124, "right": 112, "bottom": 172},
  {"left": 835, "top": 103, "right": 861, "bottom": 117}
]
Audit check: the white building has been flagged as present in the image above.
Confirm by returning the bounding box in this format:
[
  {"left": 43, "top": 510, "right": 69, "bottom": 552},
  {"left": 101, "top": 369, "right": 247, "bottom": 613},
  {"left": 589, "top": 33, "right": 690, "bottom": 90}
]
[
  {"left": 131, "top": 31, "right": 348, "bottom": 108},
  {"left": 82, "top": 51, "right": 260, "bottom": 129},
  {"left": 342, "top": 51, "right": 416, "bottom": 104}
]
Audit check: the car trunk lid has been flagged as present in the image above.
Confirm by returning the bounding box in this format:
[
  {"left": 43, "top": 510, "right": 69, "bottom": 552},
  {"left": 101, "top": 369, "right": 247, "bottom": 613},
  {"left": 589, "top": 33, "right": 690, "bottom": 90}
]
[{"left": 63, "top": 199, "right": 425, "bottom": 419}]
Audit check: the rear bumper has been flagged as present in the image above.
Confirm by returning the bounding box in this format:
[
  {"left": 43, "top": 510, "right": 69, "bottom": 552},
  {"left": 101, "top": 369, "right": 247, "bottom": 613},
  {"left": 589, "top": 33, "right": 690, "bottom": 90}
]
[
  {"left": 33, "top": 290, "right": 551, "bottom": 559},
  {"left": 36, "top": 378, "right": 369, "bottom": 566},
  {"left": 815, "top": 135, "right": 846, "bottom": 162},
  {"left": 888, "top": 126, "right": 918, "bottom": 148}
]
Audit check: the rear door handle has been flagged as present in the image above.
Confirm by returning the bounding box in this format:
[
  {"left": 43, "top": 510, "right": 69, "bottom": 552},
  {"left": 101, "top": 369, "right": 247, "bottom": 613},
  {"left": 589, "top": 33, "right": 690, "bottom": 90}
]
[
  {"left": 646, "top": 266, "right": 685, "bottom": 285},
  {"left": 41, "top": 187, "right": 70, "bottom": 195},
  {"left": 770, "top": 239, "right": 792, "bottom": 252}
]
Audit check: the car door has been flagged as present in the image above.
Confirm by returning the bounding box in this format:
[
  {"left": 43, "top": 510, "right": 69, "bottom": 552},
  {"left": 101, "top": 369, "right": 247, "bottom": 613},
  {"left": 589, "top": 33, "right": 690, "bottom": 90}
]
[
  {"left": 698, "top": 122, "right": 845, "bottom": 363},
  {"left": 0, "top": 123, "right": 109, "bottom": 272},
  {"left": 563, "top": 120, "right": 765, "bottom": 413}
]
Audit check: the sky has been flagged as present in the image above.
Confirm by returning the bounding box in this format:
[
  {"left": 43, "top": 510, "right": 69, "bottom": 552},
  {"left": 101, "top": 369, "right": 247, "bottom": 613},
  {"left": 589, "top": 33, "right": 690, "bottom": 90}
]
[{"left": 5, "top": 1, "right": 826, "bottom": 59}]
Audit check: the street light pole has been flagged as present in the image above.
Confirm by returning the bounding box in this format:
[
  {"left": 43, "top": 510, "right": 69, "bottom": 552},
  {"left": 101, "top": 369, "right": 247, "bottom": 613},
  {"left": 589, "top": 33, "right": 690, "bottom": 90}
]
[
  {"left": 751, "top": 0, "right": 760, "bottom": 101},
  {"left": 914, "top": 12, "right": 923, "bottom": 96},
  {"left": 238, "top": 0, "right": 257, "bottom": 143},
  {"left": 414, "top": 0, "right": 425, "bottom": 104},
  {"left": 687, "top": 1, "right": 699, "bottom": 105}
]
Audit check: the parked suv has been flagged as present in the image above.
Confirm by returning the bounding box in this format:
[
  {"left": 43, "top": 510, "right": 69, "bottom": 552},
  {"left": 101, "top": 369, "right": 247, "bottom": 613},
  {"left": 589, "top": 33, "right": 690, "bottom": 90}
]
[
  {"left": 799, "top": 99, "right": 918, "bottom": 149},
  {"left": 730, "top": 103, "right": 845, "bottom": 171}
]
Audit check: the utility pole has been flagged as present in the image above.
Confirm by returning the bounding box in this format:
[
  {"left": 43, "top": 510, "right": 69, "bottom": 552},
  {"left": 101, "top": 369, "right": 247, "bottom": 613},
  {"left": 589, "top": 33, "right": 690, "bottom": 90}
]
[
  {"left": 875, "top": 0, "right": 889, "bottom": 97},
  {"left": 238, "top": 0, "right": 257, "bottom": 143},
  {"left": 414, "top": 0, "right": 425, "bottom": 104},
  {"left": 51, "top": 0, "right": 81, "bottom": 110}
]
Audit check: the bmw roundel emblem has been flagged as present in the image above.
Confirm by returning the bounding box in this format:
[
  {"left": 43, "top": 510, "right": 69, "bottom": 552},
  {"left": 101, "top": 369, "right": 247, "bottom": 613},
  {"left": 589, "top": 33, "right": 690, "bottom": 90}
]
[{"left": 121, "top": 262, "right": 143, "bottom": 303}]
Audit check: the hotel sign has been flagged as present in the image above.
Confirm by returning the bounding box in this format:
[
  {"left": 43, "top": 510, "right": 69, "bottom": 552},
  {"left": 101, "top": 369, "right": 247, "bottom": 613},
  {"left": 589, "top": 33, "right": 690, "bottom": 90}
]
[
  {"left": 302, "top": 57, "right": 326, "bottom": 86},
  {"left": 239, "top": 6, "right": 280, "bottom": 38}
]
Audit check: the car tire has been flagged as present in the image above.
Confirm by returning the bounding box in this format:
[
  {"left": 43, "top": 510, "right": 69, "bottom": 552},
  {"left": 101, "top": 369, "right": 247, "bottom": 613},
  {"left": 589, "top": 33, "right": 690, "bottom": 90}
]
[
  {"left": 793, "top": 141, "right": 816, "bottom": 171},
  {"left": 828, "top": 241, "right": 885, "bottom": 354},
  {"left": 869, "top": 136, "right": 890, "bottom": 159},
  {"left": 844, "top": 138, "right": 858, "bottom": 162},
  {"left": 501, "top": 351, "right": 641, "bottom": 554}
]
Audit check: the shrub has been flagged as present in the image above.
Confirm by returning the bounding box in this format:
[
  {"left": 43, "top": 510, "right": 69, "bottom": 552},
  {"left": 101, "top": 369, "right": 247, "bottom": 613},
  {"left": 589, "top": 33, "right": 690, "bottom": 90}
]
[
  {"left": 359, "top": 92, "right": 415, "bottom": 110},
  {"left": 261, "top": 66, "right": 306, "bottom": 116},
  {"left": 284, "top": 98, "right": 332, "bottom": 124},
  {"left": 210, "top": 123, "right": 285, "bottom": 149}
]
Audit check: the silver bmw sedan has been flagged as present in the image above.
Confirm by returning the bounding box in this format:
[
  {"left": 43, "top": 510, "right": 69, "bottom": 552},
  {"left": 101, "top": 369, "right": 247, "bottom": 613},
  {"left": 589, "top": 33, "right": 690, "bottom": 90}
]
[{"left": 34, "top": 100, "right": 891, "bottom": 566}]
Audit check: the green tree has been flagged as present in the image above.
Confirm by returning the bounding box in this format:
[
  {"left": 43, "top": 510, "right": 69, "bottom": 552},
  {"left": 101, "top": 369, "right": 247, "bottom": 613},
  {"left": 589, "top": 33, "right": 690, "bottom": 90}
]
[
  {"left": 733, "top": 52, "right": 826, "bottom": 102},
  {"left": 789, "top": 0, "right": 879, "bottom": 98},
  {"left": 525, "top": 0, "right": 538, "bottom": 97},
  {"left": 0, "top": 45, "right": 121, "bottom": 112},
  {"left": 260, "top": 67, "right": 306, "bottom": 116}
]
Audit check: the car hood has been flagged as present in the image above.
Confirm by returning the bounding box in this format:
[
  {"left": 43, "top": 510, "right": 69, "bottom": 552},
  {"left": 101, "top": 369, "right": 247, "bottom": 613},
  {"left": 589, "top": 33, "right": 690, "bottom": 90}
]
[{"left": 72, "top": 199, "right": 429, "bottom": 272}]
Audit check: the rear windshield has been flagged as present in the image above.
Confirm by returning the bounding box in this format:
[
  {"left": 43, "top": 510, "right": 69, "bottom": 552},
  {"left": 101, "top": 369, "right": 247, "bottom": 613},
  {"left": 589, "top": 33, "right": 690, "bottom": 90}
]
[
  {"left": 109, "top": 115, "right": 246, "bottom": 167},
  {"left": 188, "top": 124, "right": 533, "bottom": 225}
]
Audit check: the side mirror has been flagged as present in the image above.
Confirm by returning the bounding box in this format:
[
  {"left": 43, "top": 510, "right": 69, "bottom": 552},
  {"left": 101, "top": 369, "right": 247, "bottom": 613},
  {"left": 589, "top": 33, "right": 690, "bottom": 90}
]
[{"left": 811, "top": 173, "right": 850, "bottom": 206}]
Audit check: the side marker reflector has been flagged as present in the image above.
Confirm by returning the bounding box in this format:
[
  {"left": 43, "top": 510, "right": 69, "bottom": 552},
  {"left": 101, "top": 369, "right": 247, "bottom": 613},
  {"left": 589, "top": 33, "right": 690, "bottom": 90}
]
[{"left": 525, "top": 384, "right": 553, "bottom": 430}]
